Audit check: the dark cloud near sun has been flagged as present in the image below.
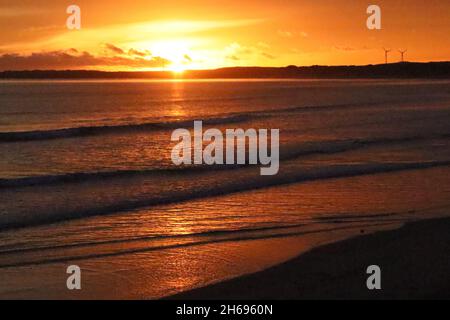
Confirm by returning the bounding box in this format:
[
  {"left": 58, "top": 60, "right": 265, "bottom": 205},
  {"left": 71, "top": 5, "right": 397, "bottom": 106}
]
[
  {"left": 104, "top": 43, "right": 126, "bottom": 55},
  {"left": 0, "top": 47, "right": 170, "bottom": 71},
  {"left": 225, "top": 42, "right": 276, "bottom": 62},
  {"left": 226, "top": 55, "right": 240, "bottom": 61},
  {"left": 183, "top": 54, "right": 192, "bottom": 62},
  {"left": 104, "top": 44, "right": 153, "bottom": 58},
  {"left": 333, "top": 45, "right": 372, "bottom": 52},
  {"left": 261, "top": 52, "right": 275, "bottom": 59},
  {"left": 128, "top": 48, "right": 151, "bottom": 57}
]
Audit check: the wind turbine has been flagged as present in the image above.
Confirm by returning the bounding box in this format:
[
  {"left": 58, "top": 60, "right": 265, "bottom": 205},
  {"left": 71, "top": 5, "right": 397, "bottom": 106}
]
[
  {"left": 383, "top": 48, "right": 391, "bottom": 64},
  {"left": 398, "top": 49, "right": 407, "bottom": 62}
]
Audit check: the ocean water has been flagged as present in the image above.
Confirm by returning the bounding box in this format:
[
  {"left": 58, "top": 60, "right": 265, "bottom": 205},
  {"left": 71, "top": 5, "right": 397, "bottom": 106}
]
[{"left": 0, "top": 79, "right": 450, "bottom": 298}]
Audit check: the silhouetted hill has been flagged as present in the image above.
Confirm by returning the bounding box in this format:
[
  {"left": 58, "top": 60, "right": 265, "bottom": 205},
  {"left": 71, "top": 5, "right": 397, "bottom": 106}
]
[{"left": 1, "top": 62, "right": 449, "bottom": 79}]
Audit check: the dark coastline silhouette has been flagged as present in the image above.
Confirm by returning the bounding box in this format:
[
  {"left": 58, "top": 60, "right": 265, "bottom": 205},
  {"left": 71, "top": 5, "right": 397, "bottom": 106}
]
[{"left": 1, "top": 61, "right": 449, "bottom": 79}]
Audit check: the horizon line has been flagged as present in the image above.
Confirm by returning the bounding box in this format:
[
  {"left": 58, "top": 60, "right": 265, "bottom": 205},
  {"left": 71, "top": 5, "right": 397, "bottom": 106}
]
[
  {"left": 1, "top": 60, "right": 450, "bottom": 73},
  {"left": 1, "top": 61, "right": 449, "bottom": 80}
]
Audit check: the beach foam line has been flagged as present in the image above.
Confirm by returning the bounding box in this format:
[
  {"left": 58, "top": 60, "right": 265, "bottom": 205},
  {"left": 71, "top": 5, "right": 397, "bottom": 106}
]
[
  {"left": 1, "top": 133, "right": 448, "bottom": 188},
  {"left": 0, "top": 113, "right": 253, "bottom": 142},
  {"left": 0, "top": 213, "right": 414, "bottom": 257},
  {"left": 0, "top": 222, "right": 310, "bottom": 256},
  {"left": 0, "top": 101, "right": 391, "bottom": 143},
  {"left": 0, "top": 221, "right": 398, "bottom": 269},
  {"left": 1, "top": 160, "right": 449, "bottom": 231}
]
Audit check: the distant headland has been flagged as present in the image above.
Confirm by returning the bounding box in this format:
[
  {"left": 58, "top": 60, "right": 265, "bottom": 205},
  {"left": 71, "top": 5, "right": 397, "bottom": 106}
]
[{"left": 1, "top": 62, "right": 449, "bottom": 79}]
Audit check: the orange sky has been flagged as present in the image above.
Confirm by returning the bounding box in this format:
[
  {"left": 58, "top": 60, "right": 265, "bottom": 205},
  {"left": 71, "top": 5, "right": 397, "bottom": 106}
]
[{"left": 0, "top": 0, "right": 449, "bottom": 71}]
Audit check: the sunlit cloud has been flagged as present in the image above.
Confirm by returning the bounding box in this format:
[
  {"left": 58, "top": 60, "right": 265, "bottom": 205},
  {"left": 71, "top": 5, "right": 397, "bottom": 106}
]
[
  {"left": 257, "top": 42, "right": 270, "bottom": 49},
  {"left": 277, "top": 30, "right": 293, "bottom": 38},
  {"left": 278, "top": 30, "right": 308, "bottom": 38},
  {"left": 224, "top": 42, "right": 276, "bottom": 64}
]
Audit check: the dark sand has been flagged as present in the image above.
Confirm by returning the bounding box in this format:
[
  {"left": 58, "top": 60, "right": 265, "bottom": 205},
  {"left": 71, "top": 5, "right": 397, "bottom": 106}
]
[{"left": 170, "top": 217, "right": 450, "bottom": 300}]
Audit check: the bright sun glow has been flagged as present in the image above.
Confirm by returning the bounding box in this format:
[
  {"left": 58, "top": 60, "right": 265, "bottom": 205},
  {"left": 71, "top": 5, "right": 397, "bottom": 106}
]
[
  {"left": 133, "top": 39, "right": 195, "bottom": 72},
  {"left": 169, "top": 63, "right": 187, "bottom": 73}
]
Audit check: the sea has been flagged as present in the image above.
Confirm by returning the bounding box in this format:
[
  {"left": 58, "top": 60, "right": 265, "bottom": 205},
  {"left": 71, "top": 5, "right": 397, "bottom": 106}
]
[{"left": 0, "top": 78, "right": 449, "bottom": 298}]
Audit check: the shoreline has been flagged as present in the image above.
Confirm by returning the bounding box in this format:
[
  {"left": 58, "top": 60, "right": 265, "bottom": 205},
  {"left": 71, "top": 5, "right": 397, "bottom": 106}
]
[
  {"left": 169, "top": 217, "right": 450, "bottom": 299},
  {"left": 1, "top": 62, "right": 450, "bottom": 80}
]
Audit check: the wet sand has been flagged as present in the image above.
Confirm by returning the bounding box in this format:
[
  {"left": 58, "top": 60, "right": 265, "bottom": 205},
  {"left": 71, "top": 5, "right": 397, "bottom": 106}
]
[{"left": 171, "top": 217, "right": 450, "bottom": 299}]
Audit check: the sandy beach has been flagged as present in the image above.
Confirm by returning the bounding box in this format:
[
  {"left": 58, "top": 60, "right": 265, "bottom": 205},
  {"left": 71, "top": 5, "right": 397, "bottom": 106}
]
[{"left": 171, "top": 217, "right": 450, "bottom": 300}]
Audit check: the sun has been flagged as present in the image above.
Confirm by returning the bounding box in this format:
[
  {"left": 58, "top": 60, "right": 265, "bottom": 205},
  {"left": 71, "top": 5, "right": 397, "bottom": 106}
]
[
  {"left": 169, "top": 63, "right": 187, "bottom": 74},
  {"left": 130, "top": 39, "right": 196, "bottom": 73}
]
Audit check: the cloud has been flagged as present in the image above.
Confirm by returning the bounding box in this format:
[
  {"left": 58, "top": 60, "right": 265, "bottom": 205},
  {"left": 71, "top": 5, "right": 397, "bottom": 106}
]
[
  {"left": 225, "top": 42, "right": 254, "bottom": 60},
  {"left": 333, "top": 46, "right": 357, "bottom": 51},
  {"left": 128, "top": 48, "right": 151, "bottom": 57},
  {"left": 227, "top": 55, "right": 240, "bottom": 61},
  {"left": 67, "top": 48, "right": 79, "bottom": 54},
  {"left": 104, "top": 43, "right": 126, "bottom": 55},
  {"left": 0, "top": 48, "right": 170, "bottom": 71},
  {"left": 225, "top": 42, "right": 276, "bottom": 62},
  {"left": 333, "top": 45, "right": 372, "bottom": 52},
  {"left": 261, "top": 52, "right": 275, "bottom": 59},
  {"left": 278, "top": 30, "right": 308, "bottom": 38},
  {"left": 105, "top": 44, "right": 154, "bottom": 59},
  {"left": 257, "top": 42, "right": 270, "bottom": 49},
  {"left": 183, "top": 54, "right": 192, "bottom": 62},
  {"left": 278, "top": 30, "right": 294, "bottom": 38}
]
